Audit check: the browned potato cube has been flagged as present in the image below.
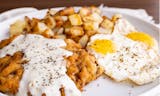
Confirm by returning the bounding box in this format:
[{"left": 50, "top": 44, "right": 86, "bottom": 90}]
[
  {"left": 90, "top": 6, "right": 101, "bottom": 14},
  {"left": 59, "top": 7, "right": 75, "bottom": 16},
  {"left": 10, "top": 20, "right": 26, "bottom": 37},
  {"left": 111, "top": 14, "right": 122, "bottom": 22},
  {"left": 79, "top": 35, "right": 89, "bottom": 48},
  {"left": 82, "top": 13, "right": 103, "bottom": 23},
  {"left": 84, "top": 22, "right": 99, "bottom": 31},
  {"left": 44, "top": 16, "right": 56, "bottom": 29},
  {"left": 69, "top": 14, "right": 83, "bottom": 26},
  {"left": 42, "top": 29, "right": 54, "bottom": 38},
  {"left": 79, "top": 7, "right": 91, "bottom": 16},
  {"left": 33, "top": 22, "right": 48, "bottom": 34},
  {"left": 100, "top": 18, "right": 114, "bottom": 34},
  {"left": 70, "top": 26, "right": 84, "bottom": 37},
  {"left": 53, "top": 35, "right": 66, "bottom": 39},
  {"left": 86, "top": 30, "right": 97, "bottom": 36}
]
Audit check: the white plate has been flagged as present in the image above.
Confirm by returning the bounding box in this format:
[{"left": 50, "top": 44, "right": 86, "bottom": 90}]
[{"left": 0, "top": 7, "right": 159, "bottom": 96}]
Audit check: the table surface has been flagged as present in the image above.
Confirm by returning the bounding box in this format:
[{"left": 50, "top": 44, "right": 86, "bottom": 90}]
[{"left": 0, "top": 0, "right": 159, "bottom": 23}]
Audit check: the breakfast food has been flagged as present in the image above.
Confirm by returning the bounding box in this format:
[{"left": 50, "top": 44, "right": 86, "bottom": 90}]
[
  {"left": 0, "top": 34, "right": 81, "bottom": 96},
  {"left": 87, "top": 17, "right": 159, "bottom": 85},
  {"left": 66, "top": 39, "right": 104, "bottom": 90},
  {"left": 87, "top": 33, "right": 159, "bottom": 85},
  {"left": 0, "top": 6, "right": 159, "bottom": 96},
  {"left": 0, "top": 51, "right": 24, "bottom": 94}
]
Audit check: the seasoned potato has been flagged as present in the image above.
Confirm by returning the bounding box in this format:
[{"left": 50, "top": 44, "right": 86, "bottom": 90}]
[
  {"left": 42, "top": 29, "right": 54, "bottom": 38},
  {"left": 33, "top": 22, "right": 48, "bottom": 34},
  {"left": 43, "top": 16, "right": 56, "bottom": 29},
  {"left": 69, "top": 26, "right": 84, "bottom": 37},
  {"left": 86, "top": 30, "right": 97, "bottom": 37},
  {"left": 111, "top": 14, "right": 122, "bottom": 23},
  {"left": 90, "top": 6, "right": 101, "bottom": 14},
  {"left": 79, "top": 35, "right": 89, "bottom": 48},
  {"left": 59, "top": 7, "right": 75, "bottom": 16},
  {"left": 10, "top": 20, "right": 26, "bottom": 37},
  {"left": 65, "top": 39, "right": 82, "bottom": 51},
  {"left": 79, "top": 7, "right": 91, "bottom": 16},
  {"left": 98, "top": 17, "right": 114, "bottom": 34},
  {"left": 79, "top": 7, "right": 101, "bottom": 17},
  {"left": 83, "top": 12, "right": 103, "bottom": 23},
  {"left": 46, "top": 9, "right": 57, "bottom": 16},
  {"left": 101, "top": 18, "right": 114, "bottom": 29},
  {"left": 69, "top": 14, "right": 83, "bottom": 26},
  {"left": 53, "top": 35, "right": 66, "bottom": 39},
  {"left": 84, "top": 21, "right": 99, "bottom": 31}
]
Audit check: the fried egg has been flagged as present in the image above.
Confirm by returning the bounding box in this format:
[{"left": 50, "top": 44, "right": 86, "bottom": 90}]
[
  {"left": 87, "top": 33, "right": 160, "bottom": 85},
  {"left": 113, "top": 18, "right": 159, "bottom": 51}
]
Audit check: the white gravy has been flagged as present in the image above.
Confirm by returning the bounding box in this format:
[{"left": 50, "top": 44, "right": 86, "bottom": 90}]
[{"left": 0, "top": 34, "right": 81, "bottom": 96}]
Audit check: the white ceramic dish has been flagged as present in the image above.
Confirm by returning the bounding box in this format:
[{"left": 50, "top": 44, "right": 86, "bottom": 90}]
[{"left": 0, "top": 7, "right": 159, "bottom": 96}]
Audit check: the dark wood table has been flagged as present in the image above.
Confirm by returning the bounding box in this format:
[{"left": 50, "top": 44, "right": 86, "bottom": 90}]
[{"left": 0, "top": 0, "right": 159, "bottom": 23}]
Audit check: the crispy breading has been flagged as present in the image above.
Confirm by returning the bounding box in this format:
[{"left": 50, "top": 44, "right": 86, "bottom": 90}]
[
  {"left": 0, "top": 51, "right": 24, "bottom": 94},
  {"left": 0, "top": 36, "right": 17, "bottom": 49}
]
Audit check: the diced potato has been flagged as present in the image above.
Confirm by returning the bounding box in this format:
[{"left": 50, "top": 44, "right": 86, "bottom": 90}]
[
  {"left": 69, "top": 14, "right": 83, "bottom": 26},
  {"left": 100, "top": 18, "right": 114, "bottom": 33},
  {"left": 63, "top": 21, "right": 72, "bottom": 34},
  {"left": 79, "top": 7, "right": 91, "bottom": 16},
  {"left": 70, "top": 26, "right": 84, "bottom": 37},
  {"left": 79, "top": 7, "right": 101, "bottom": 17},
  {"left": 44, "top": 16, "right": 56, "bottom": 29},
  {"left": 64, "top": 27, "right": 71, "bottom": 35},
  {"left": 56, "top": 27, "right": 64, "bottom": 35},
  {"left": 83, "top": 13, "right": 103, "bottom": 23},
  {"left": 24, "top": 16, "right": 32, "bottom": 32},
  {"left": 97, "top": 27, "right": 112, "bottom": 34},
  {"left": 42, "top": 29, "right": 54, "bottom": 38},
  {"left": 54, "top": 15, "right": 64, "bottom": 27},
  {"left": 65, "top": 39, "right": 82, "bottom": 51},
  {"left": 53, "top": 35, "right": 66, "bottom": 39},
  {"left": 46, "top": 9, "right": 57, "bottom": 16},
  {"left": 111, "top": 14, "right": 122, "bottom": 22},
  {"left": 59, "top": 7, "right": 75, "bottom": 16},
  {"left": 84, "top": 22, "right": 99, "bottom": 31},
  {"left": 86, "top": 30, "right": 97, "bottom": 36},
  {"left": 33, "top": 22, "right": 48, "bottom": 34},
  {"left": 79, "top": 35, "right": 89, "bottom": 48},
  {"left": 54, "top": 15, "right": 68, "bottom": 22},
  {"left": 90, "top": 7, "right": 101, "bottom": 14},
  {"left": 61, "top": 16, "right": 68, "bottom": 22},
  {"left": 9, "top": 20, "right": 26, "bottom": 37},
  {"left": 30, "top": 18, "right": 40, "bottom": 27}
]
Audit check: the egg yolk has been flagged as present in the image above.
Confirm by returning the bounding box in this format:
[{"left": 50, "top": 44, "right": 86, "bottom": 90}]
[
  {"left": 126, "top": 32, "right": 154, "bottom": 48},
  {"left": 91, "top": 39, "right": 115, "bottom": 55}
]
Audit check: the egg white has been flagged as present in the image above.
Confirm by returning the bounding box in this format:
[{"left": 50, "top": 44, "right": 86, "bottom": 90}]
[{"left": 87, "top": 33, "right": 160, "bottom": 85}]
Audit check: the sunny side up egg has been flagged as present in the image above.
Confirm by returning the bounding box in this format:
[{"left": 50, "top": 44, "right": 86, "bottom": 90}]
[{"left": 87, "top": 18, "right": 160, "bottom": 85}]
